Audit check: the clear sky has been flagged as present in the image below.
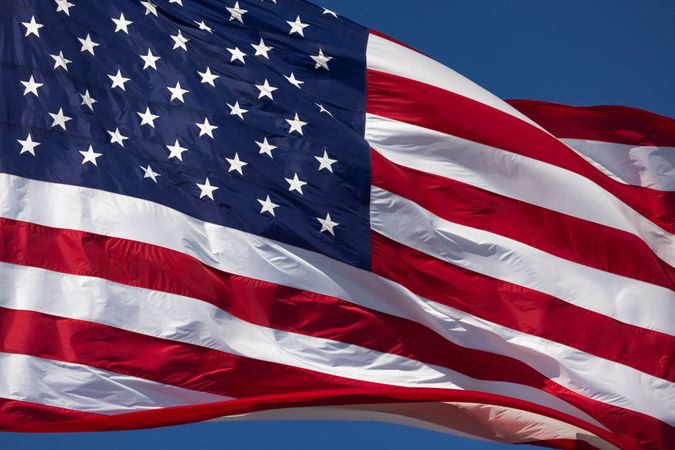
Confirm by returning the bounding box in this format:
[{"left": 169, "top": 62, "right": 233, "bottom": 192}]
[
  {"left": 337, "top": 0, "right": 675, "bottom": 118},
  {"left": 3, "top": 1, "right": 673, "bottom": 449}
]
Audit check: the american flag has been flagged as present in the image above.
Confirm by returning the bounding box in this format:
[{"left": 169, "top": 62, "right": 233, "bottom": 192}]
[{"left": 0, "top": 0, "right": 673, "bottom": 448}]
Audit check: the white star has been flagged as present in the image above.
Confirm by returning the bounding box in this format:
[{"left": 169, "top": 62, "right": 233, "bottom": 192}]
[
  {"left": 167, "top": 81, "right": 189, "bottom": 103},
  {"left": 21, "top": 16, "right": 44, "bottom": 38},
  {"left": 166, "top": 139, "right": 188, "bottom": 160},
  {"left": 315, "top": 150, "right": 337, "bottom": 172},
  {"left": 17, "top": 133, "right": 40, "bottom": 156},
  {"left": 55, "top": 0, "right": 74, "bottom": 16},
  {"left": 317, "top": 213, "right": 339, "bottom": 236},
  {"left": 257, "top": 195, "right": 279, "bottom": 216},
  {"left": 140, "top": 48, "right": 161, "bottom": 70},
  {"left": 20, "top": 75, "right": 43, "bottom": 97},
  {"left": 285, "top": 173, "right": 307, "bottom": 195},
  {"left": 251, "top": 38, "right": 273, "bottom": 59},
  {"left": 80, "top": 145, "right": 102, "bottom": 166},
  {"left": 140, "top": 165, "right": 160, "bottom": 182},
  {"left": 108, "top": 69, "right": 130, "bottom": 90},
  {"left": 255, "top": 79, "right": 278, "bottom": 100},
  {"left": 198, "top": 67, "right": 219, "bottom": 86},
  {"left": 287, "top": 16, "right": 309, "bottom": 37},
  {"left": 226, "top": 1, "right": 247, "bottom": 23},
  {"left": 107, "top": 128, "right": 128, "bottom": 147},
  {"left": 193, "top": 20, "right": 213, "bottom": 33},
  {"left": 322, "top": 8, "right": 338, "bottom": 18},
  {"left": 316, "top": 103, "right": 333, "bottom": 117},
  {"left": 284, "top": 72, "right": 304, "bottom": 89},
  {"left": 227, "top": 46, "right": 246, "bottom": 64},
  {"left": 171, "top": 30, "right": 189, "bottom": 51},
  {"left": 50, "top": 51, "right": 72, "bottom": 71},
  {"left": 226, "top": 153, "right": 248, "bottom": 175},
  {"left": 49, "top": 108, "right": 71, "bottom": 130},
  {"left": 228, "top": 101, "right": 248, "bottom": 120},
  {"left": 196, "top": 178, "right": 218, "bottom": 200},
  {"left": 78, "top": 34, "right": 99, "bottom": 55},
  {"left": 141, "top": 1, "right": 158, "bottom": 16},
  {"left": 195, "top": 117, "right": 218, "bottom": 138},
  {"left": 137, "top": 107, "right": 159, "bottom": 128},
  {"left": 79, "top": 89, "right": 97, "bottom": 111},
  {"left": 112, "top": 13, "right": 133, "bottom": 34},
  {"left": 310, "top": 49, "right": 332, "bottom": 70},
  {"left": 286, "top": 113, "right": 307, "bottom": 135},
  {"left": 169, "top": 0, "right": 183, "bottom": 4},
  {"left": 256, "top": 137, "right": 277, "bottom": 158}
]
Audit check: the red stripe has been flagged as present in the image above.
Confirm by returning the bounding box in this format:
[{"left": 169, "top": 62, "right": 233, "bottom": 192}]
[
  {"left": 508, "top": 99, "right": 675, "bottom": 147},
  {"left": 6, "top": 389, "right": 644, "bottom": 450},
  {"left": 1, "top": 216, "right": 621, "bottom": 389},
  {"left": 371, "top": 232, "right": 673, "bottom": 449},
  {"left": 372, "top": 148, "right": 675, "bottom": 290},
  {"left": 0, "top": 271, "right": 642, "bottom": 440},
  {"left": 4, "top": 214, "right": 671, "bottom": 389},
  {"left": 0, "top": 218, "right": 670, "bottom": 448},
  {"left": 2, "top": 308, "right": 646, "bottom": 448},
  {"left": 0, "top": 217, "right": 564, "bottom": 386},
  {"left": 367, "top": 69, "right": 675, "bottom": 233},
  {"left": 370, "top": 231, "right": 674, "bottom": 383},
  {"left": 0, "top": 397, "right": 101, "bottom": 430},
  {"left": 0, "top": 307, "right": 385, "bottom": 400},
  {"left": 3, "top": 216, "right": 654, "bottom": 416}
]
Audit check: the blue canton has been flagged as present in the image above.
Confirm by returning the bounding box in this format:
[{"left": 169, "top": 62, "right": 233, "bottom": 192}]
[{"left": 0, "top": 0, "right": 371, "bottom": 268}]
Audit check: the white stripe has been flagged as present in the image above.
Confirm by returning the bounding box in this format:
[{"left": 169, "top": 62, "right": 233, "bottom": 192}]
[
  {"left": 562, "top": 139, "right": 675, "bottom": 191},
  {"left": 0, "top": 173, "right": 670, "bottom": 425},
  {"left": 366, "top": 33, "right": 543, "bottom": 130},
  {"left": 0, "top": 261, "right": 597, "bottom": 426},
  {"left": 218, "top": 403, "right": 618, "bottom": 450},
  {"left": 0, "top": 352, "right": 229, "bottom": 414},
  {"left": 370, "top": 186, "right": 674, "bottom": 335},
  {"left": 365, "top": 113, "right": 675, "bottom": 266}
]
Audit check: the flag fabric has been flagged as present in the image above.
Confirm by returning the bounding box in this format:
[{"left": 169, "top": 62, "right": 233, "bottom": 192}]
[{"left": 0, "top": 1, "right": 673, "bottom": 449}]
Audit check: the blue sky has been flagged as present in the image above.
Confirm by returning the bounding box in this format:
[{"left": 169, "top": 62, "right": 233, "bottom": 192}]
[
  {"left": 336, "top": 0, "right": 675, "bottom": 118},
  {"left": 3, "top": 1, "right": 673, "bottom": 449}
]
